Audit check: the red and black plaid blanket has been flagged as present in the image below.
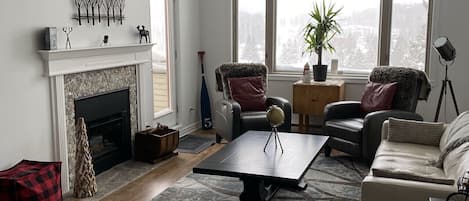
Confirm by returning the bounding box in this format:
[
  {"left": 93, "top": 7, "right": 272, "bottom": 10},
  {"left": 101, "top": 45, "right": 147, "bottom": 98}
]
[{"left": 0, "top": 160, "right": 62, "bottom": 201}]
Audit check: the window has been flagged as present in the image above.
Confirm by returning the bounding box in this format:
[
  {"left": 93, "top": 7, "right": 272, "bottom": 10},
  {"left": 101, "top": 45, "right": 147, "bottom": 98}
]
[
  {"left": 389, "top": 0, "right": 430, "bottom": 71},
  {"left": 151, "top": 0, "right": 172, "bottom": 115},
  {"left": 237, "top": 0, "right": 266, "bottom": 63},
  {"left": 235, "top": 0, "right": 432, "bottom": 73}
]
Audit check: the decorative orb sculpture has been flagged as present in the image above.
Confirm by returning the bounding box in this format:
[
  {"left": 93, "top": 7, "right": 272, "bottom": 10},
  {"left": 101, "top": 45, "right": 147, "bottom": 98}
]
[{"left": 266, "top": 105, "right": 285, "bottom": 127}]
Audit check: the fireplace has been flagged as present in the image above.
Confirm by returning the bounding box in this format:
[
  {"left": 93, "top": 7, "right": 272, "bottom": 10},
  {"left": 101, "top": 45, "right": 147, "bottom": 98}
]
[{"left": 74, "top": 88, "right": 132, "bottom": 174}]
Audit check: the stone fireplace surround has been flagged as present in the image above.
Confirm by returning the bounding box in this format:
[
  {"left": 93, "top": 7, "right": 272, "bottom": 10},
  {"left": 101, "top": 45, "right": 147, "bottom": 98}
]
[
  {"left": 65, "top": 66, "right": 137, "bottom": 191},
  {"left": 39, "top": 44, "right": 154, "bottom": 192}
]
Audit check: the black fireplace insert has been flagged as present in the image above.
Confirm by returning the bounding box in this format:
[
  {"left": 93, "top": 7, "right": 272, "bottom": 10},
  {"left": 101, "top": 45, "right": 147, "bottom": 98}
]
[{"left": 74, "top": 88, "right": 132, "bottom": 175}]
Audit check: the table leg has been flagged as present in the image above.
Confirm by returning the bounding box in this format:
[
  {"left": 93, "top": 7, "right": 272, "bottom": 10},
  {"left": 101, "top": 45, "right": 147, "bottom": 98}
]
[
  {"left": 239, "top": 178, "right": 279, "bottom": 201},
  {"left": 299, "top": 114, "right": 304, "bottom": 128},
  {"left": 280, "top": 178, "right": 308, "bottom": 191},
  {"left": 304, "top": 115, "right": 310, "bottom": 128}
]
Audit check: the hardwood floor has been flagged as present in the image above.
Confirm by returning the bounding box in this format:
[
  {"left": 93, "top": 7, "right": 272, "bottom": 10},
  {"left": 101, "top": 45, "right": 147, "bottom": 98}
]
[{"left": 101, "top": 131, "right": 224, "bottom": 201}]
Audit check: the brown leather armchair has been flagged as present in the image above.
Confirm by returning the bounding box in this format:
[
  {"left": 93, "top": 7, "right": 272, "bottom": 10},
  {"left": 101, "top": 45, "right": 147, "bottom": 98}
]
[
  {"left": 323, "top": 67, "right": 431, "bottom": 164},
  {"left": 213, "top": 63, "right": 292, "bottom": 143}
]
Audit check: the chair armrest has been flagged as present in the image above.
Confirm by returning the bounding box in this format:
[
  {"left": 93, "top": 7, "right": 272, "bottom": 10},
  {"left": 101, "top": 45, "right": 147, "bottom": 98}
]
[
  {"left": 361, "top": 175, "right": 455, "bottom": 201},
  {"left": 362, "top": 110, "right": 423, "bottom": 163},
  {"left": 224, "top": 99, "right": 242, "bottom": 139},
  {"left": 324, "top": 101, "right": 364, "bottom": 121},
  {"left": 266, "top": 96, "right": 292, "bottom": 131},
  {"left": 214, "top": 99, "right": 242, "bottom": 141},
  {"left": 381, "top": 120, "right": 390, "bottom": 141}
]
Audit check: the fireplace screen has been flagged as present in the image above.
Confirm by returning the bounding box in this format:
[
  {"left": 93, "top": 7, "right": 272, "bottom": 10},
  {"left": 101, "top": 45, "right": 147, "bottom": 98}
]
[
  {"left": 88, "top": 115, "right": 123, "bottom": 161},
  {"left": 75, "top": 88, "right": 131, "bottom": 175}
]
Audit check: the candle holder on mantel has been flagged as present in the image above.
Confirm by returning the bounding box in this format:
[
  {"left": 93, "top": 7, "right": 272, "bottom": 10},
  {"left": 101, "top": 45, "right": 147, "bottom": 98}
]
[{"left": 73, "top": 0, "right": 126, "bottom": 26}]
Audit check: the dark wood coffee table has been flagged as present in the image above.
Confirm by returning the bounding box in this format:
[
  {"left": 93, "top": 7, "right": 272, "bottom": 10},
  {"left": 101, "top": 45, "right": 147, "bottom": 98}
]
[{"left": 193, "top": 130, "right": 328, "bottom": 201}]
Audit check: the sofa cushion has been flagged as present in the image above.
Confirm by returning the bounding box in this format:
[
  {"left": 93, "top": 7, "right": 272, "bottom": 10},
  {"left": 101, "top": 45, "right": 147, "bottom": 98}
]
[
  {"left": 360, "top": 82, "right": 398, "bottom": 113},
  {"left": 372, "top": 141, "right": 453, "bottom": 185},
  {"left": 375, "top": 140, "right": 440, "bottom": 161},
  {"left": 443, "top": 142, "right": 469, "bottom": 180},
  {"left": 228, "top": 76, "right": 266, "bottom": 111},
  {"left": 325, "top": 118, "right": 363, "bottom": 143},
  {"left": 434, "top": 136, "right": 469, "bottom": 168},
  {"left": 387, "top": 118, "right": 444, "bottom": 146},
  {"left": 440, "top": 111, "right": 469, "bottom": 152},
  {"left": 372, "top": 159, "right": 454, "bottom": 185}
]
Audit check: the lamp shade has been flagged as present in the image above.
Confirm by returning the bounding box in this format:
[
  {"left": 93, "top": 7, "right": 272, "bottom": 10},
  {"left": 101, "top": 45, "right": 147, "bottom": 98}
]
[{"left": 434, "top": 37, "right": 456, "bottom": 61}]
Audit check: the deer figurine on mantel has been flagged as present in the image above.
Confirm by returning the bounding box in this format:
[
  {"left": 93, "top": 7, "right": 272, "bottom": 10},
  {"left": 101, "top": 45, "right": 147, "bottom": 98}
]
[{"left": 137, "top": 25, "right": 150, "bottom": 44}]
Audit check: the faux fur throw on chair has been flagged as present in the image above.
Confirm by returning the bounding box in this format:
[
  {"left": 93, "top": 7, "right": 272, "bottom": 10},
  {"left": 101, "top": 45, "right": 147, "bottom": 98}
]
[
  {"left": 369, "top": 66, "right": 431, "bottom": 112},
  {"left": 369, "top": 66, "right": 431, "bottom": 100}
]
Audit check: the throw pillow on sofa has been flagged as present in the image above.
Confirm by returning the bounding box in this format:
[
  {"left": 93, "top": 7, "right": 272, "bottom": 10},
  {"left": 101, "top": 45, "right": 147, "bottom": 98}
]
[
  {"left": 227, "top": 76, "right": 266, "bottom": 111},
  {"left": 360, "top": 82, "right": 398, "bottom": 113},
  {"left": 443, "top": 142, "right": 469, "bottom": 179},
  {"left": 432, "top": 111, "right": 469, "bottom": 168},
  {"left": 439, "top": 111, "right": 469, "bottom": 152},
  {"left": 387, "top": 117, "right": 444, "bottom": 146}
]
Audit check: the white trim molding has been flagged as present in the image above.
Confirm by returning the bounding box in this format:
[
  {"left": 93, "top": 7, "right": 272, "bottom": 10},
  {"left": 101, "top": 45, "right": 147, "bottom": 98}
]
[
  {"left": 39, "top": 43, "right": 154, "bottom": 192},
  {"left": 177, "top": 121, "right": 201, "bottom": 138},
  {"left": 38, "top": 44, "right": 154, "bottom": 76}
]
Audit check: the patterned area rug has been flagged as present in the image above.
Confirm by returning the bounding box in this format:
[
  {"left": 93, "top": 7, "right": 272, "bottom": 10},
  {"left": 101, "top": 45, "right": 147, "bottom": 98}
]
[{"left": 153, "top": 154, "right": 369, "bottom": 201}]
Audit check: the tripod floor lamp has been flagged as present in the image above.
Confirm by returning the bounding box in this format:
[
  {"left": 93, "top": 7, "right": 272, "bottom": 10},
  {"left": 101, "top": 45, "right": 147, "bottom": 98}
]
[{"left": 433, "top": 36, "right": 460, "bottom": 122}]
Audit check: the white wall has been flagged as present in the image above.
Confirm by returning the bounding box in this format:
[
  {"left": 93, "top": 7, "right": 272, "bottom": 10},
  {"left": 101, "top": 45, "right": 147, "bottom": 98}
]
[
  {"left": 415, "top": 0, "right": 469, "bottom": 122},
  {"left": 0, "top": 0, "right": 151, "bottom": 169},
  {"left": 174, "top": 0, "right": 202, "bottom": 128},
  {"left": 199, "top": 0, "right": 233, "bottom": 106},
  {"left": 198, "top": 0, "right": 469, "bottom": 124}
]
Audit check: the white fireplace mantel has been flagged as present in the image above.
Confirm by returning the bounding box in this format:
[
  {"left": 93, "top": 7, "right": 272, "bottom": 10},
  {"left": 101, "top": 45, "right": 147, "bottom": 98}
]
[
  {"left": 38, "top": 44, "right": 154, "bottom": 76},
  {"left": 38, "top": 43, "right": 154, "bottom": 192}
]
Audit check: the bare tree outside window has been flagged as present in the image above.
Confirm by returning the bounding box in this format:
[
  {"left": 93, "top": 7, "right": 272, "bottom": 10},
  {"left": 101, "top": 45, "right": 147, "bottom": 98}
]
[
  {"left": 389, "top": 0, "right": 429, "bottom": 70},
  {"left": 238, "top": 0, "right": 265, "bottom": 64}
]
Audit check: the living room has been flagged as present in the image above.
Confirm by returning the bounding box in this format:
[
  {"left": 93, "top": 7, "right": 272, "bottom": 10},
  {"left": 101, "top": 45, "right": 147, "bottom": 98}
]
[{"left": 1, "top": 0, "right": 469, "bottom": 201}]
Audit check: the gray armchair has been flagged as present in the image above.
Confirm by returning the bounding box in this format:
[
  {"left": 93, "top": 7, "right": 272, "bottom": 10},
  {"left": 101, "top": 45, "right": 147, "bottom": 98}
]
[
  {"left": 323, "top": 67, "right": 431, "bottom": 164},
  {"left": 214, "top": 63, "right": 292, "bottom": 143}
]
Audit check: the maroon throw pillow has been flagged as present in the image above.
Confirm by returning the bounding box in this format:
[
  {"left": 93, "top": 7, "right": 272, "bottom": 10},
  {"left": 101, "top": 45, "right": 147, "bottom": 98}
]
[
  {"left": 227, "top": 76, "right": 266, "bottom": 111},
  {"left": 360, "top": 82, "right": 398, "bottom": 113}
]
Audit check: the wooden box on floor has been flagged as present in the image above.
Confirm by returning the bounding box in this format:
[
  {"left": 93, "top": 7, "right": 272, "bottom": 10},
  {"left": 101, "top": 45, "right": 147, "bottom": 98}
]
[{"left": 134, "top": 128, "right": 179, "bottom": 163}]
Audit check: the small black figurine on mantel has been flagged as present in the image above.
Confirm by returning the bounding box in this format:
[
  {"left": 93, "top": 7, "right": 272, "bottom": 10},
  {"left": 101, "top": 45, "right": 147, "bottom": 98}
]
[
  {"left": 100, "top": 35, "right": 110, "bottom": 47},
  {"left": 137, "top": 25, "right": 150, "bottom": 44}
]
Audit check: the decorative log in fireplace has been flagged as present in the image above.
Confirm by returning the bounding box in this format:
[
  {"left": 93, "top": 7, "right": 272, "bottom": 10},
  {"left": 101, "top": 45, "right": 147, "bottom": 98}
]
[{"left": 74, "top": 88, "right": 131, "bottom": 175}]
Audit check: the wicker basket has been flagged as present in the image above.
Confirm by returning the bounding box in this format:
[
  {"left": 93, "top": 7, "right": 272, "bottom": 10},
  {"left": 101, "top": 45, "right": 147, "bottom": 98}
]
[{"left": 134, "top": 128, "right": 179, "bottom": 163}]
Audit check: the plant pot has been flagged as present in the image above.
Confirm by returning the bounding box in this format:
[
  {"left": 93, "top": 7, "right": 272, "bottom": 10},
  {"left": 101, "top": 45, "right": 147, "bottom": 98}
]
[{"left": 313, "top": 65, "right": 328, "bottom": 81}]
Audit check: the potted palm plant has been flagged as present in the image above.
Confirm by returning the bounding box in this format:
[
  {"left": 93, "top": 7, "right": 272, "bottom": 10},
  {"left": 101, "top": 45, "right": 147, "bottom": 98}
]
[{"left": 303, "top": 0, "right": 342, "bottom": 81}]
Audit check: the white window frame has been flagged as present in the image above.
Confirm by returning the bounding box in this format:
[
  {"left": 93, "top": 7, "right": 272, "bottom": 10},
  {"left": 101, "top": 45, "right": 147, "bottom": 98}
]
[
  {"left": 151, "top": 0, "right": 178, "bottom": 126},
  {"left": 233, "top": 0, "right": 433, "bottom": 75}
]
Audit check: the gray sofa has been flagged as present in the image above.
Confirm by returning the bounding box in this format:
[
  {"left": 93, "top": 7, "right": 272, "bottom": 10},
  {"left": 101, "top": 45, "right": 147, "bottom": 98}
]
[{"left": 361, "top": 113, "right": 469, "bottom": 201}]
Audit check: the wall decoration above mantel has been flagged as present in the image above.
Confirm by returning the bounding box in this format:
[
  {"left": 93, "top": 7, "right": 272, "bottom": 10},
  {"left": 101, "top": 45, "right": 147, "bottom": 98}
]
[{"left": 73, "top": 0, "right": 125, "bottom": 26}]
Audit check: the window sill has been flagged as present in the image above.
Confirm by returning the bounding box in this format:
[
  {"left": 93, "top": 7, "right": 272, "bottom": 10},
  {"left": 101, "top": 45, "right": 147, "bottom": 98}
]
[
  {"left": 268, "top": 73, "right": 369, "bottom": 84},
  {"left": 154, "top": 108, "right": 173, "bottom": 119}
]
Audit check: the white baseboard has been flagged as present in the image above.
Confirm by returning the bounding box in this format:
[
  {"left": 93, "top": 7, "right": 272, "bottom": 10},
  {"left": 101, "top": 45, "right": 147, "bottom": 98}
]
[{"left": 173, "top": 121, "right": 201, "bottom": 137}]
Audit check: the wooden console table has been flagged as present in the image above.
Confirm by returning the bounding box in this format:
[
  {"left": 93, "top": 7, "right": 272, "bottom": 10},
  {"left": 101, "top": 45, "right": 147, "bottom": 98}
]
[{"left": 293, "top": 80, "right": 344, "bottom": 128}]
